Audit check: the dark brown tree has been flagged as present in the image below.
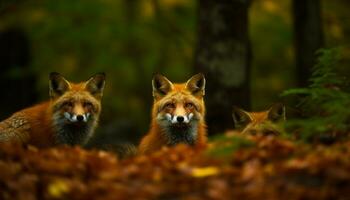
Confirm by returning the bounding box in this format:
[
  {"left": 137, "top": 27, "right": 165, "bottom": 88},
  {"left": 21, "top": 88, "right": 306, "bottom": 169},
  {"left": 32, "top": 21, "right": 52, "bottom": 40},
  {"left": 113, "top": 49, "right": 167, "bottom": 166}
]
[
  {"left": 0, "top": 28, "right": 37, "bottom": 120},
  {"left": 194, "top": 0, "right": 252, "bottom": 134},
  {"left": 293, "top": 0, "right": 324, "bottom": 87}
]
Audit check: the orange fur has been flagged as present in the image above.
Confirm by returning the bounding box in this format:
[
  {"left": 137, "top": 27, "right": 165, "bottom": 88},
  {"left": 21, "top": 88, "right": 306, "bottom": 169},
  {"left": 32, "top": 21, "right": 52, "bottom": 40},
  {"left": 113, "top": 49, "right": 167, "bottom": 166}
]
[
  {"left": 232, "top": 103, "right": 285, "bottom": 135},
  {"left": 0, "top": 73, "right": 105, "bottom": 147},
  {"left": 139, "top": 74, "right": 207, "bottom": 154}
]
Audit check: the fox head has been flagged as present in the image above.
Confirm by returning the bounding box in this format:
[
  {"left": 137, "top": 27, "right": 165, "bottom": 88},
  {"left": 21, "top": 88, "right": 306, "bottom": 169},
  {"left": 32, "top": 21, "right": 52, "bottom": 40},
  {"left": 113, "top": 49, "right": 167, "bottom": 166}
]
[
  {"left": 49, "top": 72, "right": 105, "bottom": 145},
  {"left": 232, "top": 103, "right": 285, "bottom": 135},
  {"left": 152, "top": 73, "right": 206, "bottom": 145}
]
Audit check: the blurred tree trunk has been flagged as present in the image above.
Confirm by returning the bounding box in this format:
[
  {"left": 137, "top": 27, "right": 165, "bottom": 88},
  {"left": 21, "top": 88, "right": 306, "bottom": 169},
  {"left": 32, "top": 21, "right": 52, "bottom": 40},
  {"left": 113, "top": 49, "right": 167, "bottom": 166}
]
[
  {"left": 194, "top": 0, "right": 251, "bottom": 134},
  {"left": 293, "top": 0, "right": 324, "bottom": 87},
  {"left": 0, "top": 28, "right": 37, "bottom": 120}
]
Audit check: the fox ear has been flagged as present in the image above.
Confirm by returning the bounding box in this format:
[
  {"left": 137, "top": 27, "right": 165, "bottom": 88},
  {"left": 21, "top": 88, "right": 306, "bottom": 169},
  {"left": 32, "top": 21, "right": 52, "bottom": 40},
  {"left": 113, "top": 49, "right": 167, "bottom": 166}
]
[
  {"left": 152, "top": 74, "right": 173, "bottom": 99},
  {"left": 85, "top": 73, "right": 106, "bottom": 99},
  {"left": 232, "top": 106, "right": 251, "bottom": 129},
  {"left": 49, "top": 72, "right": 71, "bottom": 98},
  {"left": 185, "top": 73, "right": 205, "bottom": 97},
  {"left": 268, "top": 103, "right": 286, "bottom": 122}
]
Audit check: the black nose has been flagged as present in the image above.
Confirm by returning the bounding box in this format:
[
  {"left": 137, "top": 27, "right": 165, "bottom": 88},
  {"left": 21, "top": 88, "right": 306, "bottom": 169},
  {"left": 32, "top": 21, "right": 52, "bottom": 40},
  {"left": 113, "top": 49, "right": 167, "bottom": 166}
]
[
  {"left": 76, "top": 115, "right": 84, "bottom": 122},
  {"left": 177, "top": 116, "right": 184, "bottom": 123}
]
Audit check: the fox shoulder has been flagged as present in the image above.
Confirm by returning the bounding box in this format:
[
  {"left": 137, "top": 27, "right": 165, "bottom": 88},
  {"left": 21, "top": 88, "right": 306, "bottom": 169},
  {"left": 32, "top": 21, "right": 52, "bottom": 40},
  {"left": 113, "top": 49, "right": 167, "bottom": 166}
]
[{"left": 0, "top": 113, "right": 31, "bottom": 142}]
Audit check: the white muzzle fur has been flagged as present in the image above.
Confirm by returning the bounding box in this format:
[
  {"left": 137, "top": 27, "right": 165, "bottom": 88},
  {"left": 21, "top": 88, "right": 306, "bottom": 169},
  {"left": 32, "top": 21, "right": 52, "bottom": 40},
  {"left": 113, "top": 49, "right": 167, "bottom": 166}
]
[
  {"left": 165, "top": 113, "right": 194, "bottom": 124},
  {"left": 64, "top": 112, "right": 90, "bottom": 123}
]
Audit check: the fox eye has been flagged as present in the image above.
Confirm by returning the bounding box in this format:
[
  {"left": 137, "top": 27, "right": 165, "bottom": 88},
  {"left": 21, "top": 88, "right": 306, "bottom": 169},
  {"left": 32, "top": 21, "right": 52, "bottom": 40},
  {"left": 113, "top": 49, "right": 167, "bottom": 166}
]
[
  {"left": 64, "top": 102, "right": 73, "bottom": 108},
  {"left": 185, "top": 102, "right": 194, "bottom": 109},
  {"left": 164, "top": 103, "right": 175, "bottom": 109},
  {"left": 83, "top": 102, "right": 93, "bottom": 108}
]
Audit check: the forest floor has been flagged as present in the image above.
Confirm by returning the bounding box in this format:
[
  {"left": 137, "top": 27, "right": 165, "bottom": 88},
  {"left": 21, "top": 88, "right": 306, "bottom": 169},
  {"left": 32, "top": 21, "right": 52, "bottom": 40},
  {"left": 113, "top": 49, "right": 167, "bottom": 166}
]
[{"left": 0, "top": 134, "right": 350, "bottom": 200}]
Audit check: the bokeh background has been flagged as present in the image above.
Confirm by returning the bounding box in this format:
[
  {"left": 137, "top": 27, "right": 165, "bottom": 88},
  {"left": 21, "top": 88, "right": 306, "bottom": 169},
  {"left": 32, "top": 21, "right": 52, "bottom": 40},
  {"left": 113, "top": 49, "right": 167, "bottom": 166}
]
[{"left": 0, "top": 0, "right": 349, "bottom": 148}]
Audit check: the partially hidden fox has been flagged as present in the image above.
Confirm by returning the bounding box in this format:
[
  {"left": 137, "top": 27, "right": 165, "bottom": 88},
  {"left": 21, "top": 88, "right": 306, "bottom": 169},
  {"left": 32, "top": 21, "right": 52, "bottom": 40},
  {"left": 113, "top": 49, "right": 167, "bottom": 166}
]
[
  {"left": 0, "top": 72, "right": 105, "bottom": 147},
  {"left": 138, "top": 73, "right": 207, "bottom": 154},
  {"left": 231, "top": 103, "right": 286, "bottom": 135}
]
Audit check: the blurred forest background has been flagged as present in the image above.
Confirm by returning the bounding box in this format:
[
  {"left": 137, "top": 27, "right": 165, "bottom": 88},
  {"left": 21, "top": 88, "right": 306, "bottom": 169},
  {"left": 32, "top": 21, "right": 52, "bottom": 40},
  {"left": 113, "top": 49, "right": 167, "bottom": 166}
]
[{"left": 0, "top": 0, "right": 349, "bottom": 148}]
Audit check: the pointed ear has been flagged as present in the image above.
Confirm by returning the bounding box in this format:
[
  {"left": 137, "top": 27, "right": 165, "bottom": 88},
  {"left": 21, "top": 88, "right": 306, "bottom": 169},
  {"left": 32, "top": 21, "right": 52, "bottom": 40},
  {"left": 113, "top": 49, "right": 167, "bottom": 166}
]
[
  {"left": 85, "top": 73, "right": 106, "bottom": 99},
  {"left": 152, "top": 74, "right": 173, "bottom": 99},
  {"left": 268, "top": 103, "right": 286, "bottom": 122},
  {"left": 49, "top": 72, "right": 71, "bottom": 98},
  {"left": 232, "top": 106, "right": 251, "bottom": 129},
  {"left": 185, "top": 73, "right": 205, "bottom": 97}
]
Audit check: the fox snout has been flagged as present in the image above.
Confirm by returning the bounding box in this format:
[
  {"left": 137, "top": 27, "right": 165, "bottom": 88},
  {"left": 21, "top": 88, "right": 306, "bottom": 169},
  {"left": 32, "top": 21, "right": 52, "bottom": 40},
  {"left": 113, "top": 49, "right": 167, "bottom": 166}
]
[
  {"left": 64, "top": 112, "right": 91, "bottom": 123},
  {"left": 59, "top": 101, "right": 96, "bottom": 123},
  {"left": 165, "top": 113, "right": 194, "bottom": 124}
]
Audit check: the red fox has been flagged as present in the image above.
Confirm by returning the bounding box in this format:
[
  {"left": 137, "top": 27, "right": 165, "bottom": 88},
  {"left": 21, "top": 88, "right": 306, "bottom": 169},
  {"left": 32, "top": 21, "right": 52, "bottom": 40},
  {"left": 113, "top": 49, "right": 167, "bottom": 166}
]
[
  {"left": 0, "top": 72, "right": 105, "bottom": 147},
  {"left": 138, "top": 73, "right": 207, "bottom": 154},
  {"left": 231, "top": 103, "right": 286, "bottom": 135}
]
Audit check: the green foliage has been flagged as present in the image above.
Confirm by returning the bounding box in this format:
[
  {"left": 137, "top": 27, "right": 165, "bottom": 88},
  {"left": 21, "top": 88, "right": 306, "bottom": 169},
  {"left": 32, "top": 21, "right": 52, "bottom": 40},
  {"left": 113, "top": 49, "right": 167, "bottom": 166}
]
[
  {"left": 207, "top": 134, "right": 255, "bottom": 157},
  {"left": 250, "top": 0, "right": 294, "bottom": 109},
  {"left": 282, "top": 48, "right": 350, "bottom": 141}
]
